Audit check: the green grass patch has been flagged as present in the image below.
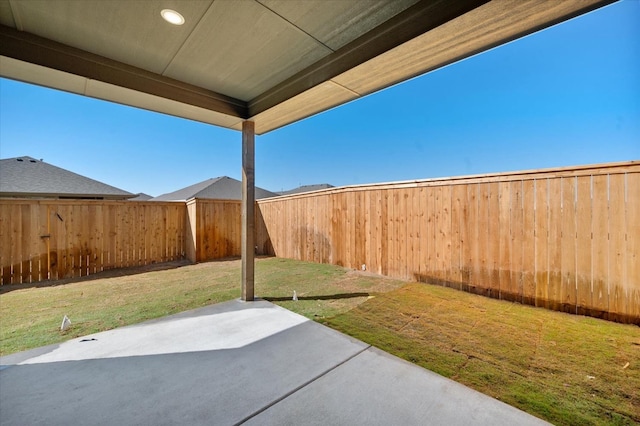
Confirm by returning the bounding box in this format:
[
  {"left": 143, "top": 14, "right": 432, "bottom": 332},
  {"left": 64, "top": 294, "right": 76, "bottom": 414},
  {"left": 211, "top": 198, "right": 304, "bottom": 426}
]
[
  {"left": 0, "top": 257, "right": 404, "bottom": 356},
  {"left": 323, "top": 283, "right": 640, "bottom": 426}
]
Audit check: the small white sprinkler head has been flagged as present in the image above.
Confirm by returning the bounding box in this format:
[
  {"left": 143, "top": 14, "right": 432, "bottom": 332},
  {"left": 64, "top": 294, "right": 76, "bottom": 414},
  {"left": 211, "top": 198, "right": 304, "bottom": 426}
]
[
  {"left": 61, "top": 315, "right": 71, "bottom": 331},
  {"left": 293, "top": 290, "right": 298, "bottom": 301}
]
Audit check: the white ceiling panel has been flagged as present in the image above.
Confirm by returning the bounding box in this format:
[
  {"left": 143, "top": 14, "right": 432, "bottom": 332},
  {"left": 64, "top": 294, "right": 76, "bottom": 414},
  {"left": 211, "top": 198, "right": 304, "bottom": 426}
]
[
  {"left": 164, "top": 0, "right": 332, "bottom": 101},
  {"left": 0, "top": 0, "right": 15, "bottom": 27},
  {"left": 258, "top": 0, "right": 420, "bottom": 51},
  {"left": 7, "top": 0, "right": 213, "bottom": 74}
]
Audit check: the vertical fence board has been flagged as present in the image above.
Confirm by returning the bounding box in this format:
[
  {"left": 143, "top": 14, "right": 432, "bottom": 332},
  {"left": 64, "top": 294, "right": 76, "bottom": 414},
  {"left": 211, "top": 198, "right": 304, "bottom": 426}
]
[
  {"left": 20, "top": 204, "right": 31, "bottom": 283},
  {"left": 626, "top": 173, "right": 640, "bottom": 320},
  {"left": 48, "top": 206, "right": 57, "bottom": 280},
  {"left": 498, "top": 182, "right": 511, "bottom": 299},
  {"left": 29, "top": 203, "right": 41, "bottom": 282},
  {"left": 592, "top": 175, "right": 609, "bottom": 317},
  {"left": 9, "top": 204, "right": 20, "bottom": 283},
  {"left": 547, "top": 178, "right": 562, "bottom": 311},
  {"left": 145, "top": 203, "right": 154, "bottom": 264},
  {"left": 449, "top": 185, "right": 463, "bottom": 289},
  {"left": 510, "top": 180, "right": 524, "bottom": 303},
  {"left": 381, "top": 190, "right": 388, "bottom": 274},
  {"left": 432, "top": 186, "right": 443, "bottom": 283},
  {"left": 468, "top": 184, "right": 480, "bottom": 293},
  {"left": 440, "top": 185, "right": 452, "bottom": 285},
  {"left": 331, "top": 193, "right": 342, "bottom": 267},
  {"left": 487, "top": 182, "right": 501, "bottom": 297},
  {"left": 576, "top": 176, "right": 592, "bottom": 313},
  {"left": 354, "top": 191, "right": 364, "bottom": 270},
  {"left": 476, "top": 183, "right": 490, "bottom": 295},
  {"left": 522, "top": 180, "right": 536, "bottom": 306},
  {"left": 608, "top": 173, "right": 626, "bottom": 320},
  {"left": 409, "top": 189, "right": 419, "bottom": 280},
  {"left": 393, "top": 190, "right": 401, "bottom": 277},
  {"left": 87, "top": 204, "right": 96, "bottom": 274},
  {"left": 349, "top": 192, "right": 357, "bottom": 269},
  {"left": 425, "top": 187, "right": 435, "bottom": 279},
  {"left": 370, "top": 191, "right": 381, "bottom": 274},
  {"left": 534, "top": 179, "right": 549, "bottom": 308},
  {"left": 0, "top": 204, "right": 9, "bottom": 284},
  {"left": 312, "top": 197, "right": 318, "bottom": 262},
  {"left": 560, "top": 177, "right": 577, "bottom": 313}
]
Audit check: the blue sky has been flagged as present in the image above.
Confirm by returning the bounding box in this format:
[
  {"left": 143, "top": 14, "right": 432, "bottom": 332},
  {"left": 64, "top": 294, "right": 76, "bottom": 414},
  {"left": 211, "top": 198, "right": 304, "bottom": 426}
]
[{"left": 1, "top": 1, "right": 638, "bottom": 196}]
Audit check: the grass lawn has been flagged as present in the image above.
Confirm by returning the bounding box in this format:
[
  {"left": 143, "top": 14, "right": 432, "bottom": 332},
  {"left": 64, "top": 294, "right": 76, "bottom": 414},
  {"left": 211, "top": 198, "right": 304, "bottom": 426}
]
[
  {"left": 0, "top": 257, "right": 404, "bottom": 355},
  {"left": 1, "top": 257, "right": 638, "bottom": 425},
  {"left": 324, "top": 283, "right": 640, "bottom": 426}
]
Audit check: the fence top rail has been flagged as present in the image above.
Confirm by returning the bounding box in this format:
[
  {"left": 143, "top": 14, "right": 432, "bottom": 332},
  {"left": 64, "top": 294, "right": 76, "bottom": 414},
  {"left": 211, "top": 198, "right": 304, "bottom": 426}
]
[
  {"left": 258, "top": 161, "right": 640, "bottom": 203},
  {"left": 186, "top": 198, "right": 242, "bottom": 206},
  {"left": 0, "top": 199, "right": 186, "bottom": 206}
]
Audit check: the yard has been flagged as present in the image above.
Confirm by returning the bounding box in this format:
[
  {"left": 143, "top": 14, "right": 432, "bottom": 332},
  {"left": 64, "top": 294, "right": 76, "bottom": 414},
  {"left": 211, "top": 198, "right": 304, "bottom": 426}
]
[{"left": 1, "top": 257, "right": 638, "bottom": 425}]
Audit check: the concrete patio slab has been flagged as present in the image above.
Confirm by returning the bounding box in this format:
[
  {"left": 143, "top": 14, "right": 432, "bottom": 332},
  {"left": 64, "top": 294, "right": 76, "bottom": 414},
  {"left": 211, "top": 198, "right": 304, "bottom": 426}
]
[{"left": 0, "top": 299, "right": 549, "bottom": 425}]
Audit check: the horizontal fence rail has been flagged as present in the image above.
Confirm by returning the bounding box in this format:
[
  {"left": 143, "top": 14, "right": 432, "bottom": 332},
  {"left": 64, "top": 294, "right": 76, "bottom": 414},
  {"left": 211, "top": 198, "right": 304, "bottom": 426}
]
[
  {"left": 0, "top": 200, "right": 186, "bottom": 283},
  {"left": 256, "top": 162, "right": 640, "bottom": 324}
]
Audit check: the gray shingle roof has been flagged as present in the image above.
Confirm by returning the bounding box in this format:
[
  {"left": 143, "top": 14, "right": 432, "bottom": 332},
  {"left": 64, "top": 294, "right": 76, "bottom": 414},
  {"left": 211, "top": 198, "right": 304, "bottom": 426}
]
[
  {"left": 278, "top": 183, "right": 334, "bottom": 196},
  {"left": 0, "top": 156, "right": 134, "bottom": 199},
  {"left": 150, "top": 176, "right": 278, "bottom": 201}
]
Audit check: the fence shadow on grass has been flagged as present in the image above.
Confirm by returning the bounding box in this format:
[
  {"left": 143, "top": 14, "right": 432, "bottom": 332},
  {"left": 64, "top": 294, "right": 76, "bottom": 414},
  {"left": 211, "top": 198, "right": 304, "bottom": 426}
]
[
  {"left": 262, "top": 292, "right": 369, "bottom": 302},
  {"left": 0, "top": 259, "right": 193, "bottom": 294}
]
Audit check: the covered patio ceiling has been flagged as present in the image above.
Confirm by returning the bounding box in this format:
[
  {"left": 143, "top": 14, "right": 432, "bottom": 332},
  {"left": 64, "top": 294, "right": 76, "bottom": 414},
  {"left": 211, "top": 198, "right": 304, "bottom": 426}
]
[{"left": 0, "top": 0, "right": 613, "bottom": 135}]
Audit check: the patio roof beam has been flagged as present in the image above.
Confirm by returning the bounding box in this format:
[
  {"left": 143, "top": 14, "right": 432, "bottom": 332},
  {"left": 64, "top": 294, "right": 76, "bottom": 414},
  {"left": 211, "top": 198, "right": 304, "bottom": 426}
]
[
  {"left": 0, "top": 25, "right": 248, "bottom": 119},
  {"left": 248, "top": 0, "right": 490, "bottom": 116}
]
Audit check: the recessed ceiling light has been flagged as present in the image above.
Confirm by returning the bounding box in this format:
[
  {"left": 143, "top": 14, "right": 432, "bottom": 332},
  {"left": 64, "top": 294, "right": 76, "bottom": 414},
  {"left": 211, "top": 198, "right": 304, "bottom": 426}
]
[{"left": 161, "top": 9, "right": 185, "bottom": 25}]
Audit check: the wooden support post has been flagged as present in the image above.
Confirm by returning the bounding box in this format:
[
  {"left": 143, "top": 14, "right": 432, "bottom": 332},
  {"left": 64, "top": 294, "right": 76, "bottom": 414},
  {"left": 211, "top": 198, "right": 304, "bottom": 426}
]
[{"left": 241, "top": 121, "right": 255, "bottom": 301}]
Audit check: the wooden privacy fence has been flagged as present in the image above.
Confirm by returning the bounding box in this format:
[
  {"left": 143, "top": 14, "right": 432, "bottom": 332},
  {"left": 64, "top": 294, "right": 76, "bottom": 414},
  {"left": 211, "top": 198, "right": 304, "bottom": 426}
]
[
  {"left": 1, "top": 162, "right": 638, "bottom": 324},
  {"left": 257, "top": 162, "right": 640, "bottom": 324},
  {"left": 186, "top": 198, "right": 242, "bottom": 262},
  {"left": 0, "top": 200, "right": 186, "bottom": 283}
]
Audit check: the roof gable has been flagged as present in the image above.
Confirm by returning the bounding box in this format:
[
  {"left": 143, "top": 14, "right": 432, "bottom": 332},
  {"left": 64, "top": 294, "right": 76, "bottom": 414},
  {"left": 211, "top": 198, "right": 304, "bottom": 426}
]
[
  {"left": 151, "top": 176, "right": 277, "bottom": 201},
  {"left": 279, "top": 183, "right": 335, "bottom": 195},
  {"left": 0, "top": 156, "right": 134, "bottom": 199}
]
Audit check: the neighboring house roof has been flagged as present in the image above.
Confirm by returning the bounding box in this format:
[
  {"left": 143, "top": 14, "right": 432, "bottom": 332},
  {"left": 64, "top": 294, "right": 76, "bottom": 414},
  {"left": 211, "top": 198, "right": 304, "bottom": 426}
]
[
  {"left": 0, "top": 156, "right": 134, "bottom": 200},
  {"left": 129, "top": 193, "right": 153, "bottom": 201},
  {"left": 278, "top": 184, "right": 335, "bottom": 196},
  {"left": 150, "top": 176, "right": 278, "bottom": 201}
]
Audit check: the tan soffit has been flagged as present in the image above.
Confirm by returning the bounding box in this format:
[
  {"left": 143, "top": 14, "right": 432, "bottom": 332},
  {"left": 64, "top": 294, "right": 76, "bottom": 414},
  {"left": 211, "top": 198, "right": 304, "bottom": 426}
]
[{"left": 0, "top": 0, "right": 615, "bottom": 135}]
